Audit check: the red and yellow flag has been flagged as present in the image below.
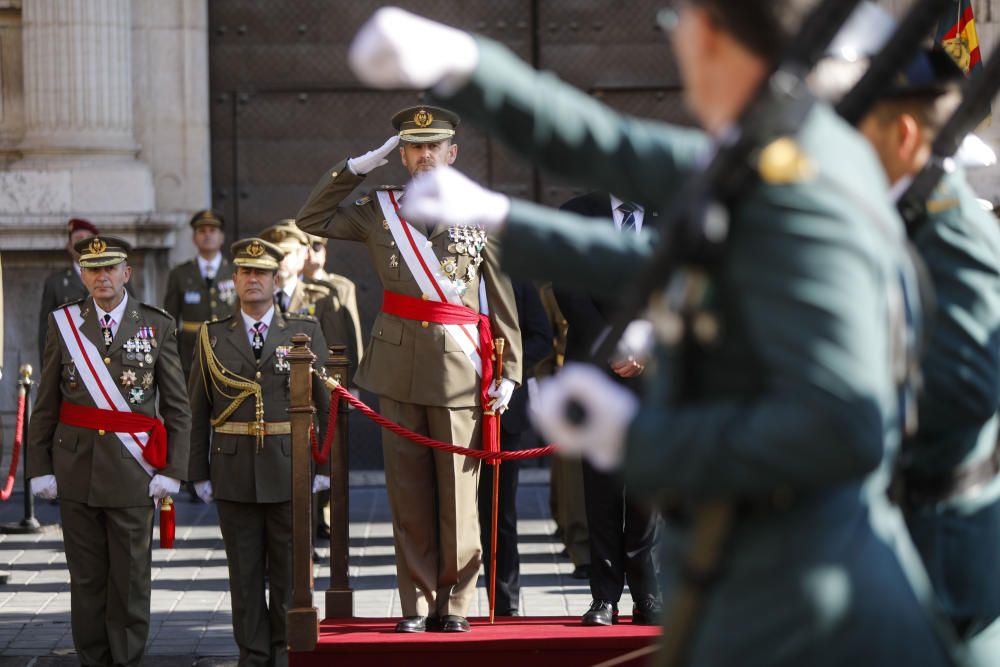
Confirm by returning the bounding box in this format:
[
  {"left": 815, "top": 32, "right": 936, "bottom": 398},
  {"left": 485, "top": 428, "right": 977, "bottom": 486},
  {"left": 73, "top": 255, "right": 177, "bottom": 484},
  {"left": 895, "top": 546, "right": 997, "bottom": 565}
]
[{"left": 936, "top": 0, "right": 983, "bottom": 74}]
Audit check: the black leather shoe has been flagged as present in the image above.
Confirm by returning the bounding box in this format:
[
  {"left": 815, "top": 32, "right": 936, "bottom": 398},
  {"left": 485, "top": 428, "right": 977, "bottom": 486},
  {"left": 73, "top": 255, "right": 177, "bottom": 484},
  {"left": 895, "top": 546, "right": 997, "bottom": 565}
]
[
  {"left": 582, "top": 600, "right": 618, "bottom": 626},
  {"left": 571, "top": 564, "right": 591, "bottom": 580},
  {"left": 395, "top": 616, "right": 427, "bottom": 633},
  {"left": 438, "top": 615, "right": 471, "bottom": 632},
  {"left": 631, "top": 597, "right": 662, "bottom": 626}
]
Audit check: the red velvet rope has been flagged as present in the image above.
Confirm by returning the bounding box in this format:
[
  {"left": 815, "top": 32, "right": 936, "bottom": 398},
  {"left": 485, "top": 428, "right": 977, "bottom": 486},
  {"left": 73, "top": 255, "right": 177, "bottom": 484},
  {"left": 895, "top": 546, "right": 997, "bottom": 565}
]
[
  {"left": 325, "top": 384, "right": 556, "bottom": 462},
  {"left": 1, "top": 390, "right": 26, "bottom": 501}
]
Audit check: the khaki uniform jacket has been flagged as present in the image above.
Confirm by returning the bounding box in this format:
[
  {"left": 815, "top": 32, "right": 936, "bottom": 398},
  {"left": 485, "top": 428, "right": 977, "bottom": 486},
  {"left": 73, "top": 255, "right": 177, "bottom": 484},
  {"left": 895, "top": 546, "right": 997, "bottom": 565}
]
[
  {"left": 284, "top": 278, "right": 363, "bottom": 373},
  {"left": 186, "top": 311, "right": 329, "bottom": 504},
  {"left": 296, "top": 165, "right": 522, "bottom": 408},
  {"left": 37, "top": 268, "right": 89, "bottom": 357},
  {"left": 313, "top": 268, "right": 364, "bottom": 360},
  {"left": 27, "top": 296, "right": 192, "bottom": 507},
  {"left": 162, "top": 257, "right": 238, "bottom": 373}
]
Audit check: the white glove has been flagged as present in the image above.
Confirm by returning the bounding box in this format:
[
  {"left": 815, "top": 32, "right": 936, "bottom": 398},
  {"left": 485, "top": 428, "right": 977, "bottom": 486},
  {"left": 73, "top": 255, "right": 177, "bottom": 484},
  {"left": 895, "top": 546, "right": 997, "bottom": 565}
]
[
  {"left": 347, "top": 134, "right": 400, "bottom": 176},
  {"left": 30, "top": 474, "right": 58, "bottom": 500},
  {"left": 530, "top": 363, "right": 639, "bottom": 471},
  {"left": 349, "top": 7, "right": 479, "bottom": 94},
  {"left": 610, "top": 319, "right": 654, "bottom": 378},
  {"left": 194, "top": 480, "right": 214, "bottom": 504},
  {"left": 488, "top": 378, "right": 517, "bottom": 414},
  {"left": 312, "top": 475, "right": 331, "bottom": 494},
  {"left": 148, "top": 475, "right": 181, "bottom": 500},
  {"left": 402, "top": 166, "right": 511, "bottom": 231}
]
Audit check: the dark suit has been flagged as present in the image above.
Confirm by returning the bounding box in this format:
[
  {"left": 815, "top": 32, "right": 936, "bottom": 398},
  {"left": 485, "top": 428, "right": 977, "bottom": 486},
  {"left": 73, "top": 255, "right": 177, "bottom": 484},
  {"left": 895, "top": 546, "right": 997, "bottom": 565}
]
[
  {"left": 555, "top": 193, "right": 659, "bottom": 609},
  {"left": 478, "top": 281, "right": 553, "bottom": 615}
]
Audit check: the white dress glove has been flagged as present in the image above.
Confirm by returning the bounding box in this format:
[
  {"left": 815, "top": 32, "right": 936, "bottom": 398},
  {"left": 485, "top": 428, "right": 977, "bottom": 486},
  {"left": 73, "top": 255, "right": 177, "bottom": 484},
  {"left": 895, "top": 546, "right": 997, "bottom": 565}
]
[
  {"left": 487, "top": 378, "right": 517, "bottom": 414},
  {"left": 148, "top": 475, "right": 181, "bottom": 500},
  {"left": 30, "top": 474, "right": 58, "bottom": 500},
  {"left": 347, "top": 134, "right": 400, "bottom": 176},
  {"left": 349, "top": 7, "right": 479, "bottom": 94},
  {"left": 530, "top": 363, "right": 639, "bottom": 471},
  {"left": 610, "top": 319, "right": 654, "bottom": 378},
  {"left": 312, "top": 475, "right": 331, "bottom": 494},
  {"left": 402, "top": 166, "right": 511, "bottom": 231},
  {"left": 194, "top": 480, "right": 214, "bottom": 504}
]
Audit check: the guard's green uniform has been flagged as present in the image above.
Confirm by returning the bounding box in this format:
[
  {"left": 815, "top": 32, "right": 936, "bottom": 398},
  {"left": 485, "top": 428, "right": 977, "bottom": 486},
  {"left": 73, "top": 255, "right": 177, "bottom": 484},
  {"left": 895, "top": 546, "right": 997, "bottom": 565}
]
[
  {"left": 162, "top": 255, "right": 237, "bottom": 375},
  {"left": 436, "top": 37, "right": 951, "bottom": 665},
  {"left": 900, "top": 169, "right": 1000, "bottom": 657},
  {"left": 187, "top": 246, "right": 329, "bottom": 667},
  {"left": 27, "top": 290, "right": 191, "bottom": 667},
  {"left": 38, "top": 267, "right": 89, "bottom": 356}
]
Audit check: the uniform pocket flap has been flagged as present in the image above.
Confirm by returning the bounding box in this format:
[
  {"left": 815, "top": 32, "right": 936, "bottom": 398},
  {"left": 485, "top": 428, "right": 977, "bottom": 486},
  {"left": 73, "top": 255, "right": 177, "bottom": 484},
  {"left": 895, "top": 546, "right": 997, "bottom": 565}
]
[
  {"left": 213, "top": 436, "right": 238, "bottom": 455},
  {"left": 372, "top": 316, "right": 403, "bottom": 346},
  {"left": 55, "top": 430, "right": 79, "bottom": 452}
]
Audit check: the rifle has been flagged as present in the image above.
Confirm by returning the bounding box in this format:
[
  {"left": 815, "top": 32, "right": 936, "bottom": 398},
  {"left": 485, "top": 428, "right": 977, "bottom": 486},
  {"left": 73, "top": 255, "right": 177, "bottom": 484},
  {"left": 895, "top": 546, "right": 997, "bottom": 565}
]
[{"left": 898, "top": 43, "right": 1000, "bottom": 233}]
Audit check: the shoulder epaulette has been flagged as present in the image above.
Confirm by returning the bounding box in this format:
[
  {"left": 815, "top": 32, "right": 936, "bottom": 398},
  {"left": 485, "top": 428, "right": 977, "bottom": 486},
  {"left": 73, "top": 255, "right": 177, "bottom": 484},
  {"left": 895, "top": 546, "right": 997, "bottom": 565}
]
[
  {"left": 208, "top": 314, "right": 235, "bottom": 326},
  {"left": 61, "top": 297, "right": 86, "bottom": 308},
  {"left": 284, "top": 312, "right": 317, "bottom": 322},
  {"left": 139, "top": 302, "right": 174, "bottom": 320},
  {"left": 376, "top": 184, "right": 405, "bottom": 192},
  {"left": 303, "top": 281, "right": 331, "bottom": 295}
]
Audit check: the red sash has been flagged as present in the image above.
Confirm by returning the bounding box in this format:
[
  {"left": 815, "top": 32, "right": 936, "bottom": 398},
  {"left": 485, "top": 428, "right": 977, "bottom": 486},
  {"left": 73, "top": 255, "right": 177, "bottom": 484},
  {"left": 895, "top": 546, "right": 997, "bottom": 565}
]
[
  {"left": 59, "top": 401, "right": 168, "bottom": 469},
  {"left": 381, "top": 290, "right": 498, "bottom": 453}
]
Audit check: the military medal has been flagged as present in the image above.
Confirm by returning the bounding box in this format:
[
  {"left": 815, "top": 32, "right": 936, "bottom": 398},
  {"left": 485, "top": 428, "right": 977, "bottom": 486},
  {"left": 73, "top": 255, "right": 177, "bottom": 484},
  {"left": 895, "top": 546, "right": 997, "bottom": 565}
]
[
  {"left": 120, "top": 369, "right": 137, "bottom": 387},
  {"left": 274, "top": 346, "right": 292, "bottom": 372},
  {"left": 129, "top": 387, "right": 144, "bottom": 404},
  {"left": 102, "top": 326, "right": 113, "bottom": 347},
  {"left": 142, "top": 372, "right": 154, "bottom": 389},
  {"left": 67, "top": 363, "right": 78, "bottom": 390},
  {"left": 389, "top": 254, "right": 399, "bottom": 269}
]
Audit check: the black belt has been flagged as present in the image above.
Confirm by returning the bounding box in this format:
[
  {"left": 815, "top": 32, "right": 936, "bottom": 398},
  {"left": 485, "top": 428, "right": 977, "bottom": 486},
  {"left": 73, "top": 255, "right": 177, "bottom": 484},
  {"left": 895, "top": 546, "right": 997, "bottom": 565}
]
[{"left": 891, "top": 439, "right": 1000, "bottom": 507}]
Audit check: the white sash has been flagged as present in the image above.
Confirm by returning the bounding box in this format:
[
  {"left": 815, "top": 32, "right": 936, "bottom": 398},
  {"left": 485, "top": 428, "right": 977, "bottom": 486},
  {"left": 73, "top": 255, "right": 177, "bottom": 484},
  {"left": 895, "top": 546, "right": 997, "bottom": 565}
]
[
  {"left": 54, "top": 303, "right": 156, "bottom": 478},
  {"left": 378, "top": 190, "right": 485, "bottom": 377}
]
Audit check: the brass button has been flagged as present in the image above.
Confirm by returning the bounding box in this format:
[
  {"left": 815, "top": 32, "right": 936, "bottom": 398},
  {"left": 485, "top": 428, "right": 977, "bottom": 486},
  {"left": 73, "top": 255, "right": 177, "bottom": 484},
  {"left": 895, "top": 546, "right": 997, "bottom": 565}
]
[
  {"left": 103, "top": 357, "right": 111, "bottom": 365},
  {"left": 421, "top": 321, "right": 429, "bottom": 328},
  {"left": 255, "top": 371, "right": 262, "bottom": 379},
  {"left": 331, "top": 170, "right": 338, "bottom": 179},
  {"left": 377, "top": 329, "right": 383, "bottom": 336},
  {"left": 98, "top": 429, "right": 106, "bottom": 436},
  {"left": 210, "top": 301, "right": 217, "bottom": 308},
  {"left": 210, "top": 287, "right": 217, "bottom": 294}
]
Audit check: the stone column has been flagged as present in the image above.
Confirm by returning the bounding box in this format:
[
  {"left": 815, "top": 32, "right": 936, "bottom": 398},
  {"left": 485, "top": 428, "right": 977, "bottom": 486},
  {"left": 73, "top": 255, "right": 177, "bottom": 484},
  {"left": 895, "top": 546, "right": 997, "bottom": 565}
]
[{"left": 20, "top": 0, "right": 137, "bottom": 158}]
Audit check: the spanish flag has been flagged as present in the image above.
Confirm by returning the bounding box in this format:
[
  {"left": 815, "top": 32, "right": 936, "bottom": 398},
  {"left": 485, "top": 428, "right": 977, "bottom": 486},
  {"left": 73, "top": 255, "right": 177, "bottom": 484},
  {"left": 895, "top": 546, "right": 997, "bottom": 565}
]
[{"left": 936, "top": 0, "right": 983, "bottom": 75}]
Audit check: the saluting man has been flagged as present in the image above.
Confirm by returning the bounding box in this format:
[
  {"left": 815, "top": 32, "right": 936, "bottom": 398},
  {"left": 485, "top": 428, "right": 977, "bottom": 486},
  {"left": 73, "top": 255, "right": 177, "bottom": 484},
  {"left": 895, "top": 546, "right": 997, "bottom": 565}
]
[
  {"left": 296, "top": 105, "right": 522, "bottom": 633},
  {"left": 187, "top": 238, "right": 330, "bottom": 667},
  {"left": 27, "top": 235, "right": 191, "bottom": 667},
  {"left": 162, "top": 209, "right": 237, "bottom": 376}
]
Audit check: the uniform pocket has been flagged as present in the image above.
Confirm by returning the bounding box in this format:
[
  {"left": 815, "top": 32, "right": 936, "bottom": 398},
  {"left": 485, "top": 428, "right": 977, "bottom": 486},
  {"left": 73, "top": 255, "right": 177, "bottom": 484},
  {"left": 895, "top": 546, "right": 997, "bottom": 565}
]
[
  {"left": 55, "top": 430, "right": 78, "bottom": 452},
  {"left": 213, "top": 437, "right": 238, "bottom": 455},
  {"left": 372, "top": 315, "right": 403, "bottom": 346}
]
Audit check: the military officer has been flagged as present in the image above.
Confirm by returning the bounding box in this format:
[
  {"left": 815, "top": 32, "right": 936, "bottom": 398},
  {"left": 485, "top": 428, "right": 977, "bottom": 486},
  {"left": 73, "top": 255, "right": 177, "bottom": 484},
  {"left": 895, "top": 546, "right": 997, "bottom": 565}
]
[
  {"left": 37, "top": 218, "right": 99, "bottom": 358},
  {"left": 259, "top": 220, "right": 361, "bottom": 371},
  {"left": 162, "top": 209, "right": 237, "bottom": 376},
  {"left": 303, "top": 232, "right": 365, "bottom": 364},
  {"left": 26, "top": 235, "right": 191, "bottom": 667},
  {"left": 348, "top": 2, "right": 953, "bottom": 664},
  {"left": 842, "top": 40, "right": 1000, "bottom": 657},
  {"left": 295, "top": 105, "right": 522, "bottom": 633},
  {"left": 187, "top": 238, "right": 330, "bottom": 667}
]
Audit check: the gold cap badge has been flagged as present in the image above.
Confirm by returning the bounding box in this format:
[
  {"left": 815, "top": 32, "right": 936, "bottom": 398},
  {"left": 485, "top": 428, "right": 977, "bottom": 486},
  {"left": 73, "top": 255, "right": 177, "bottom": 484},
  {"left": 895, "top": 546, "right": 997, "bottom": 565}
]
[
  {"left": 247, "top": 241, "right": 265, "bottom": 257},
  {"left": 414, "top": 109, "right": 433, "bottom": 128},
  {"left": 757, "top": 137, "right": 815, "bottom": 185},
  {"left": 89, "top": 238, "right": 107, "bottom": 255}
]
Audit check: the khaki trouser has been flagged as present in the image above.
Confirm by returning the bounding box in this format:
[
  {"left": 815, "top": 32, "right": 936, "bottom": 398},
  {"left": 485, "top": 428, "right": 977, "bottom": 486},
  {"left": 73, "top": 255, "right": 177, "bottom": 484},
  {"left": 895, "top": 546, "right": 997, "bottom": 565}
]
[
  {"left": 380, "top": 397, "right": 482, "bottom": 618},
  {"left": 60, "top": 500, "right": 153, "bottom": 667},
  {"left": 550, "top": 456, "right": 590, "bottom": 568},
  {"left": 216, "top": 500, "right": 292, "bottom": 667}
]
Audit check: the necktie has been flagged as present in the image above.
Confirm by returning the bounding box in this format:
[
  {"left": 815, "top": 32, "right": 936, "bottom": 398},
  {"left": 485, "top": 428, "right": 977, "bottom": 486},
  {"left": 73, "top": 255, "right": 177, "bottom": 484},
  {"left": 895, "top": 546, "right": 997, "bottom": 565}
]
[
  {"left": 101, "top": 314, "right": 114, "bottom": 349},
  {"left": 619, "top": 202, "right": 637, "bottom": 233},
  {"left": 251, "top": 322, "right": 266, "bottom": 360},
  {"left": 205, "top": 270, "right": 215, "bottom": 289},
  {"left": 275, "top": 290, "right": 289, "bottom": 313}
]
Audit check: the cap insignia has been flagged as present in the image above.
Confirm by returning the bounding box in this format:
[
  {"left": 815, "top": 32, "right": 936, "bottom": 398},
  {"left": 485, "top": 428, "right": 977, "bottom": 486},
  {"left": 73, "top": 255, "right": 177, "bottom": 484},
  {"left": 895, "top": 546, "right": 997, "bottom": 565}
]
[
  {"left": 414, "top": 109, "right": 433, "bottom": 128},
  {"left": 89, "top": 238, "right": 107, "bottom": 255},
  {"left": 247, "top": 240, "right": 266, "bottom": 257}
]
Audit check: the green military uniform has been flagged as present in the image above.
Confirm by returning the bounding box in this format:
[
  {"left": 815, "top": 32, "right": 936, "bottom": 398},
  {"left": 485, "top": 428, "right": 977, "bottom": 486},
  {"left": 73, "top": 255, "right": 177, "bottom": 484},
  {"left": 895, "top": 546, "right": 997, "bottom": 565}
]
[
  {"left": 162, "top": 210, "right": 238, "bottom": 376},
  {"left": 900, "top": 170, "right": 1000, "bottom": 656},
  {"left": 296, "top": 107, "right": 522, "bottom": 622},
  {"left": 187, "top": 238, "right": 329, "bottom": 667},
  {"left": 311, "top": 265, "right": 364, "bottom": 364},
  {"left": 38, "top": 266, "right": 89, "bottom": 356},
  {"left": 434, "top": 37, "right": 950, "bottom": 664},
  {"left": 27, "top": 236, "right": 191, "bottom": 667}
]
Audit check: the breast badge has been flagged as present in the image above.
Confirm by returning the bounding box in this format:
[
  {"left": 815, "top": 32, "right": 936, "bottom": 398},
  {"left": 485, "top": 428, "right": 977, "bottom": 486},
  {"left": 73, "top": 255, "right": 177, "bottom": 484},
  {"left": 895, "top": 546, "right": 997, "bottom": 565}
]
[
  {"left": 128, "top": 387, "right": 145, "bottom": 404},
  {"left": 120, "top": 369, "right": 137, "bottom": 387},
  {"left": 275, "top": 346, "right": 292, "bottom": 372}
]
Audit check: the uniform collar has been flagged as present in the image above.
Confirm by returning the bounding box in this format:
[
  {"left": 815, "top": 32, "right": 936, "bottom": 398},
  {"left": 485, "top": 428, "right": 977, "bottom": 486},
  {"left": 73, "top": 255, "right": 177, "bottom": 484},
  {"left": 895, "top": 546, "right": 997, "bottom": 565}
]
[
  {"left": 95, "top": 292, "right": 129, "bottom": 327},
  {"left": 241, "top": 304, "right": 275, "bottom": 333},
  {"left": 197, "top": 252, "right": 222, "bottom": 278}
]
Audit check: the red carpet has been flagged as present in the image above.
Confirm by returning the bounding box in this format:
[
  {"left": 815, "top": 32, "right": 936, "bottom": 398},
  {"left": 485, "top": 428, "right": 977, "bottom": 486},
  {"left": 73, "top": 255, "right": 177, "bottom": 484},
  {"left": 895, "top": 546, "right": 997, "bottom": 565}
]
[{"left": 290, "top": 616, "right": 661, "bottom": 667}]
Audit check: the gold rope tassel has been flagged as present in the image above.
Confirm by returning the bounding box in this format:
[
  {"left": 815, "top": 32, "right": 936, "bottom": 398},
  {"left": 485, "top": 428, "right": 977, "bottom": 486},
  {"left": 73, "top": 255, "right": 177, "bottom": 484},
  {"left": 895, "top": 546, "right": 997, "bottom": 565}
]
[{"left": 198, "top": 324, "right": 265, "bottom": 450}]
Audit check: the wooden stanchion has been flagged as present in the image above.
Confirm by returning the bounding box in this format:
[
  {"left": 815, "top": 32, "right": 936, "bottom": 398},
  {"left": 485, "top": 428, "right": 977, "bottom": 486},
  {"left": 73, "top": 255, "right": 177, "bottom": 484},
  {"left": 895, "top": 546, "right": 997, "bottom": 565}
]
[
  {"left": 286, "top": 334, "right": 318, "bottom": 652},
  {"left": 324, "top": 344, "right": 354, "bottom": 617}
]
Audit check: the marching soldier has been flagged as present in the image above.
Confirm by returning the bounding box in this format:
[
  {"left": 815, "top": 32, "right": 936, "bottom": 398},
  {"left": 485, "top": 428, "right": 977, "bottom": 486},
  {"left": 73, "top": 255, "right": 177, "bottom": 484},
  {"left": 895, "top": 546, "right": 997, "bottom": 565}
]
[
  {"left": 187, "top": 238, "right": 330, "bottom": 667},
  {"left": 296, "top": 105, "right": 522, "bottom": 633},
  {"left": 303, "top": 232, "right": 364, "bottom": 364},
  {"left": 259, "top": 220, "right": 361, "bottom": 370},
  {"left": 37, "top": 218, "right": 99, "bottom": 358},
  {"left": 26, "top": 235, "right": 191, "bottom": 667},
  {"left": 348, "top": 3, "right": 952, "bottom": 664},
  {"left": 162, "top": 209, "right": 237, "bottom": 376}
]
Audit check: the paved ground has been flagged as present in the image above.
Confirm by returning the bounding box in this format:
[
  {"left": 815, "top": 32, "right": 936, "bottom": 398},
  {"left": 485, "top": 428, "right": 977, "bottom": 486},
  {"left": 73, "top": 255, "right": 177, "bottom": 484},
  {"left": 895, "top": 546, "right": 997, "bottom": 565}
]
[{"left": 0, "top": 471, "right": 593, "bottom": 665}]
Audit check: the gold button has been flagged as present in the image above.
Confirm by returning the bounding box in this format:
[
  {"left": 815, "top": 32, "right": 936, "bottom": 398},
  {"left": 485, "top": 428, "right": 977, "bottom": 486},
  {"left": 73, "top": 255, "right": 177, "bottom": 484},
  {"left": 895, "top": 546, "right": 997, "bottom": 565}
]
[
  {"left": 98, "top": 429, "right": 106, "bottom": 436},
  {"left": 210, "top": 301, "right": 217, "bottom": 308},
  {"left": 421, "top": 294, "right": 429, "bottom": 301},
  {"left": 103, "top": 357, "right": 111, "bottom": 365},
  {"left": 256, "top": 371, "right": 262, "bottom": 379},
  {"left": 331, "top": 171, "right": 338, "bottom": 179},
  {"left": 421, "top": 321, "right": 429, "bottom": 328},
  {"left": 210, "top": 288, "right": 217, "bottom": 294}
]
